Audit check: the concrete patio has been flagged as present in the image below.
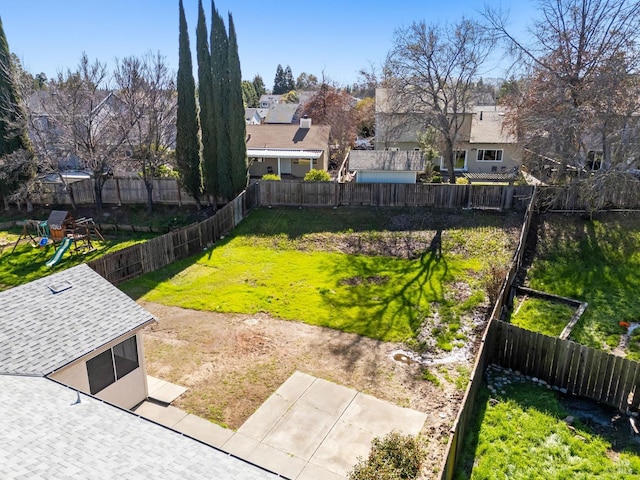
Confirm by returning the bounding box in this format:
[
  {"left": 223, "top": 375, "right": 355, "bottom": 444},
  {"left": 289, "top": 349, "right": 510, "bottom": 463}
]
[{"left": 134, "top": 371, "right": 428, "bottom": 479}]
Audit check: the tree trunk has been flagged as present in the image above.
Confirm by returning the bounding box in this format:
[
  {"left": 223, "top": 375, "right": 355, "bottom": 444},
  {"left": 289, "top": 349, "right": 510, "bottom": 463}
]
[
  {"left": 94, "top": 178, "right": 104, "bottom": 213},
  {"left": 3, "top": 196, "right": 8, "bottom": 211},
  {"left": 67, "top": 182, "right": 78, "bottom": 211},
  {"left": 145, "top": 177, "right": 154, "bottom": 215}
]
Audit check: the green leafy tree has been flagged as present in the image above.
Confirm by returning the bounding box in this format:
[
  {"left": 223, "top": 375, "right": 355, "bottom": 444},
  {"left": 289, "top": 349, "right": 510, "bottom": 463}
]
[
  {"left": 241, "top": 80, "right": 258, "bottom": 107},
  {"left": 175, "top": 0, "right": 202, "bottom": 208},
  {"left": 284, "top": 65, "right": 295, "bottom": 92},
  {"left": 296, "top": 72, "right": 319, "bottom": 91},
  {"left": 196, "top": 0, "right": 217, "bottom": 201},
  {"left": 252, "top": 74, "right": 266, "bottom": 98},
  {"left": 227, "top": 13, "right": 248, "bottom": 196}
]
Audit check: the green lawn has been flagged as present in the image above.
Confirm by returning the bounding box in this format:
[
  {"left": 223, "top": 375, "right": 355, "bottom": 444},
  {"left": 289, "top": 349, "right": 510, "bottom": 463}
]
[
  {"left": 456, "top": 382, "right": 640, "bottom": 479},
  {"left": 0, "top": 228, "right": 155, "bottom": 291},
  {"left": 509, "top": 297, "right": 576, "bottom": 337},
  {"left": 123, "top": 207, "right": 522, "bottom": 343},
  {"left": 525, "top": 213, "right": 640, "bottom": 359}
]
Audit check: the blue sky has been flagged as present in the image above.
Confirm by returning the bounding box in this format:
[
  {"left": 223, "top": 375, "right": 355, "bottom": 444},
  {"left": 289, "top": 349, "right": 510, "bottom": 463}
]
[{"left": 2, "top": 0, "right": 534, "bottom": 88}]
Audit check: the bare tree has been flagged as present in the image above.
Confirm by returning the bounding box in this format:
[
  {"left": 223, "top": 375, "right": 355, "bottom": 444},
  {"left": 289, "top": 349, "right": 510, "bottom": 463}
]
[
  {"left": 113, "top": 52, "right": 177, "bottom": 214},
  {"left": 384, "top": 19, "right": 494, "bottom": 183},
  {"left": 485, "top": 0, "right": 640, "bottom": 179},
  {"left": 46, "top": 53, "right": 133, "bottom": 212}
]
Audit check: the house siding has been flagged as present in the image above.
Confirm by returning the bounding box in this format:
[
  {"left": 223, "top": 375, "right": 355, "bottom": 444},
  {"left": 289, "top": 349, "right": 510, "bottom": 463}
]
[
  {"left": 49, "top": 333, "right": 148, "bottom": 409},
  {"left": 357, "top": 171, "right": 417, "bottom": 184}
]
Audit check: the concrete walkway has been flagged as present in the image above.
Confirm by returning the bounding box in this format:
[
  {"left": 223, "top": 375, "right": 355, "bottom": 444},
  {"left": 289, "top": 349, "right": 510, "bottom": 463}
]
[{"left": 134, "top": 371, "right": 427, "bottom": 479}]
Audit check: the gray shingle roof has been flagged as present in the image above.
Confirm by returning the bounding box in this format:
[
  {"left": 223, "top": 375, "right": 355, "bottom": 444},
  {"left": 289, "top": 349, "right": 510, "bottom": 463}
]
[
  {"left": 0, "top": 375, "right": 280, "bottom": 480},
  {"left": 0, "top": 264, "right": 155, "bottom": 375},
  {"left": 349, "top": 150, "right": 426, "bottom": 171}
]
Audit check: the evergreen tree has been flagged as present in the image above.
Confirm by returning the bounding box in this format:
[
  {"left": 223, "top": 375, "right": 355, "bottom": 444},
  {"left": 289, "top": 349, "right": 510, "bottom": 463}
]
[
  {"left": 273, "top": 64, "right": 285, "bottom": 94},
  {"left": 211, "top": 3, "right": 232, "bottom": 200},
  {"left": 0, "top": 16, "right": 34, "bottom": 204},
  {"left": 175, "top": 0, "right": 202, "bottom": 207},
  {"left": 252, "top": 74, "right": 266, "bottom": 98},
  {"left": 284, "top": 65, "right": 295, "bottom": 93},
  {"left": 196, "top": 0, "right": 217, "bottom": 200},
  {"left": 227, "top": 13, "right": 248, "bottom": 195}
]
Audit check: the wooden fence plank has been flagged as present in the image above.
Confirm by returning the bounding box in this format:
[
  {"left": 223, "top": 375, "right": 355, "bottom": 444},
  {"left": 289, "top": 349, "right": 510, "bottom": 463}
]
[
  {"left": 613, "top": 359, "right": 633, "bottom": 411},
  {"left": 576, "top": 346, "right": 595, "bottom": 398},
  {"left": 605, "top": 356, "right": 625, "bottom": 405}
]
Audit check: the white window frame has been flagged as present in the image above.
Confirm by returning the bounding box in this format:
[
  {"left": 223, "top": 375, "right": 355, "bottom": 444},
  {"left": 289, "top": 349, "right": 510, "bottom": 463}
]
[
  {"left": 439, "top": 150, "right": 468, "bottom": 171},
  {"left": 476, "top": 149, "right": 503, "bottom": 162}
]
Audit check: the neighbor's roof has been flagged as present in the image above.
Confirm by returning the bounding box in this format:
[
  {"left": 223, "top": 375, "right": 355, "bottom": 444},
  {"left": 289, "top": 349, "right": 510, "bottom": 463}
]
[
  {"left": 0, "top": 375, "right": 279, "bottom": 480},
  {"left": 265, "top": 104, "right": 298, "bottom": 124},
  {"left": 246, "top": 124, "right": 330, "bottom": 151},
  {"left": 469, "top": 106, "right": 517, "bottom": 144},
  {"left": 349, "top": 150, "right": 426, "bottom": 172},
  {"left": 0, "top": 264, "right": 155, "bottom": 375}
]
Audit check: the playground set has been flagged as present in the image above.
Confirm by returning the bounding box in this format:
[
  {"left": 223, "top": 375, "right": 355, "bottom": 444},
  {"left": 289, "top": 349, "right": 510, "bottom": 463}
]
[{"left": 9, "top": 210, "right": 104, "bottom": 267}]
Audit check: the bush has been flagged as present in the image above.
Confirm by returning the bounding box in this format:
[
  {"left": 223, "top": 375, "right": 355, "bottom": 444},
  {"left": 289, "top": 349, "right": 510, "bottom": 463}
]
[
  {"left": 303, "top": 169, "right": 331, "bottom": 182},
  {"left": 348, "top": 431, "right": 426, "bottom": 480},
  {"left": 456, "top": 177, "right": 469, "bottom": 185},
  {"left": 261, "top": 173, "right": 281, "bottom": 181},
  {"left": 431, "top": 174, "right": 443, "bottom": 183}
]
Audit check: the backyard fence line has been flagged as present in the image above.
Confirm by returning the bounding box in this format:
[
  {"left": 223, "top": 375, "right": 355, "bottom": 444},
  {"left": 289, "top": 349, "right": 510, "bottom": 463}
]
[
  {"left": 439, "top": 187, "right": 539, "bottom": 480},
  {"left": 86, "top": 183, "right": 257, "bottom": 285},
  {"left": 537, "top": 182, "right": 640, "bottom": 212},
  {"left": 488, "top": 320, "right": 640, "bottom": 412}
]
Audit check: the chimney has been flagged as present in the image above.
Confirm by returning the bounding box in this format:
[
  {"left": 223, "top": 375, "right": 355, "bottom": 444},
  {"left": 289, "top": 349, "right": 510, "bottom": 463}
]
[{"left": 300, "top": 116, "right": 312, "bottom": 129}]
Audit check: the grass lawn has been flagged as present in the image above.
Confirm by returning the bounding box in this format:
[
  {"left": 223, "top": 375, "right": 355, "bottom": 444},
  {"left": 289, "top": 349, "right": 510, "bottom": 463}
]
[
  {"left": 525, "top": 213, "right": 640, "bottom": 359},
  {"left": 509, "top": 296, "right": 576, "bottom": 337},
  {"left": 456, "top": 382, "right": 640, "bottom": 479},
  {"left": 0, "top": 228, "right": 155, "bottom": 291},
  {"left": 123, "top": 207, "right": 522, "bottom": 343}
]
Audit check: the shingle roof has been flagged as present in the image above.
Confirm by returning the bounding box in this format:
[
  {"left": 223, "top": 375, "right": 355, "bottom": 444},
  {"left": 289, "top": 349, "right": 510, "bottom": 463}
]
[
  {"left": 469, "top": 106, "right": 517, "bottom": 144},
  {"left": 246, "top": 124, "right": 330, "bottom": 151},
  {"left": 349, "top": 150, "right": 426, "bottom": 171},
  {"left": 0, "top": 375, "right": 280, "bottom": 480},
  {"left": 265, "top": 104, "right": 298, "bottom": 124},
  {"left": 0, "top": 264, "right": 155, "bottom": 375}
]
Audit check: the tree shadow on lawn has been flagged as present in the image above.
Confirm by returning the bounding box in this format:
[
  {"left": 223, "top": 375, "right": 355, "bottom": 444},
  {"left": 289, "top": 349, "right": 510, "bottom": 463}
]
[{"left": 323, "top": 231, "right": 449, "bottom": 352}]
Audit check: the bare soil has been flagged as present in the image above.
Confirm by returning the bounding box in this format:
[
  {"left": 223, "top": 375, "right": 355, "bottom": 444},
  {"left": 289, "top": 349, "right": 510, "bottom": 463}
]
[{"left": 141, "top": 301, "right": 470, "bottom": 478}]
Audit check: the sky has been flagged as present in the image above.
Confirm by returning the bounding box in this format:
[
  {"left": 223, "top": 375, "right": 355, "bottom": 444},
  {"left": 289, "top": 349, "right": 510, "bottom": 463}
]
[{"left": 2, "top": 0, "right": 536, "bottom": 88}]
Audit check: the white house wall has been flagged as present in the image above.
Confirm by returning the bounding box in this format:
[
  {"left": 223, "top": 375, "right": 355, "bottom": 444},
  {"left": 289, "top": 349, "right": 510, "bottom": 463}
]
[
  {"left": 357, "top": 171, "right": 417, "bottom": 184},
  {"left": 49, "top": 333, "right": 148, "bottom": 410}
]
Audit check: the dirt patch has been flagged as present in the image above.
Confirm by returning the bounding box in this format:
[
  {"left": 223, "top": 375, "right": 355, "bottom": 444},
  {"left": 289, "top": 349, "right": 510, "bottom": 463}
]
[{"left": 141, "top": 301, "right": 470, "bottom": 478}]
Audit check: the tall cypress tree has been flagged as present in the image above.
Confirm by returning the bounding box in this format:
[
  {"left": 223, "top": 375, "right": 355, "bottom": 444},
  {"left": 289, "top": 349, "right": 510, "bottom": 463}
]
[
  {"left": 210, "top": 2, "right": 232, "bottom": 201},
  {"left": 0, "top": 16, "right": 34, "bottom": 204},
  {"left": 227, "top": 13, "right": 247, "bottom": 195},
  {"left": 284, "top": 65, "right": 295, "bottom": 93},
  {"left": 196, "top": 0, "right": 217, "bottom": 200},
  {"left": 273, "top": 64, "right": 285, "bottom": 94},
  {"left": 175, "top": 0, "right": 202, "bottom": 208}
]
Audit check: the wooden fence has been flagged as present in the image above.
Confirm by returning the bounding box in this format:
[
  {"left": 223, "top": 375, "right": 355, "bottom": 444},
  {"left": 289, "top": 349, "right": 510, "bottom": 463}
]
[
  {"left": 439, "top": 187, "right": 539, "bottom": 480},
  {"left": 259, "top": 181, "right": 534, "bottom": 210},
  {"left": 36, "top": 177, "right": 198, "bottom": 206},
  {"left": 537, "top": 180, "right": 640, "bottom": 212},
  {"left": 489, "top": 320, "right": 640, "bottom": 412},
  {"left": 86, "top": 184, "right": 256, "bottom": 285}
]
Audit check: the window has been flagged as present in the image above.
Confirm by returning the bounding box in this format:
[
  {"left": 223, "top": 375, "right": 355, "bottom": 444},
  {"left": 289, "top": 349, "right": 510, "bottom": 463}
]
[
  {"left": 293, "top": 159, "right": 310, "bottom": 165},
  {"left": 477, "top": 149, "right": 503, "bottom": 162},
  {"left": 440, "top": 150, "right": 468, "bottom": 170},
  {"left": 86, "top": 337, "right": 139, "bottom": 395}
]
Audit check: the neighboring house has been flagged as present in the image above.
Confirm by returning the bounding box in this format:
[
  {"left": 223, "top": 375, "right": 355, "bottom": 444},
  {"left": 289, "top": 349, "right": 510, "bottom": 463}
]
[
  {"left": 247, "top": 117, "right": 331, "bottom": 178},
  {"left": 0, "top": 264, "right": 154, "bottom": 409},
  {"left": 349, "top": 150, "right": 425, "bottom": 184},
  {"left": 245, "top": 108, "right": 263, "bottom": 125},
  {"left": 259, "top": 94, "right": 282, "bottom": 109},
  {"left": 0, "top": 264, "right": 280, "bottom": 479},
  {"left": 375, "top": 88, "right": 521, "bottom": 176},
  {"left": 264, "top": 103, "right": 298, "bottom": 124}
]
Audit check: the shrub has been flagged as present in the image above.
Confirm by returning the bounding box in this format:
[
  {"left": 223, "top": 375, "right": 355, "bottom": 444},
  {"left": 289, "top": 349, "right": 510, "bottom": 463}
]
[
  {"left": 261, "top": 173, "right": 281, "bottom": 181},
  {"left": 348, "top": 431, "right": 426, "bottom": 480},
  {"left": 483, "top": 265, "right": 508, "bottom": 306},
  {"left": 303, "top": 169, "right": 331, "bottom": 182},
  {"left": 456, "top": 177, "right": 469, "bottom": 185},
  {"left": 431, "top": 174, "right": 443, "bottom": 183}
]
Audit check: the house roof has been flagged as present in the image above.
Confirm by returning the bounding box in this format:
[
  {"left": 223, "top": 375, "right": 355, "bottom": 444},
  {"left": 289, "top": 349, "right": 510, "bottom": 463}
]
[
  {"left": 0, "top": 264, "right": 156, "bottom": 376},
  {"left": 469, "top": 106, "right": 516, "bottom": 144},
  {"left": 349, "top": 150, "right": 426, "bottom": 172},
  {"left": 0, "top": 375, "right": 279, "bottom": 479},
  {"left": 246, "top": 124, "right": 330, "bottom": 152},
  {"left": 264, "top": 104, "right": 298, "bottom": 124},
  {"left": 247, "top": 148, "right": 323, "bottom": 159}
]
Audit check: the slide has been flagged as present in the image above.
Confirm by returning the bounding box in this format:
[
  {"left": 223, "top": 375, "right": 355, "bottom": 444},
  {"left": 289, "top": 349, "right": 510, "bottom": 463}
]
[{"left": 45, "top": 237, "right": 72, "bottom": 268}]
